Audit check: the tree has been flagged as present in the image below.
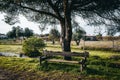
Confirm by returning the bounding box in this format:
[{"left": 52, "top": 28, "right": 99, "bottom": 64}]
[
  {"left": 6, "top": 26, "right": 24, "bottom": 39},
  {"left": 1, "top": 0, "right": 120, "bottom": 59},
  {"left": 16, "top": 26, "right": 24, "bottom": 38},
  {"left": 6, "top": 31, "right": 14, "bottom": 38},
  {"left": 73, "top": 28, "right": 86, "bottom": 46},
  {"left": 87, "top": 10, "right": 120, "bottom": 36},
  {"left": 107, "top": 26, "right": 118, "bottom": 36},
  {"left": 24, "top": 27, "right": 33, "bottom": 38},
  {"left": 38, "top": 24, "right": 48, "bottom": 35},
  {"left": 11, "top": 27, "right": 17, "bottom": 38},
  {"left": 7, "top": 26, "right": 33, "bottom": 39},
  {"left": 96, "top": 33, "right": 103, "bottom": 41},
  {"left": 105, "top": 14, "right": 120, "bottom": 35},
  {"left": 49, "top": 28, "right": 60, "bottom": 44},
  {"left": 7, "top": 27, "right": 16, "bottom": 38},
  {"left": 72, "top": 21, "right": 86, "bottom": 45}
]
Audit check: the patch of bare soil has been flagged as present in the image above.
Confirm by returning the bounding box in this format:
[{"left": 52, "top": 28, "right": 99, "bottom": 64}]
[
  {"left": 0, "top": 68, "right": 106, "bottom": 80},
  {"left": 0, "top": 68, "right": 14, "bottom": 80},
  {"left": 0, "top": 68, "right": 43, "bottom": 80}
]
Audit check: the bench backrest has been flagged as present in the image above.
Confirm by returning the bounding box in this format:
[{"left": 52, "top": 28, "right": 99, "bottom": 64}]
[{"left": 43, "top": 50, "right": 89, "bottom": 57}]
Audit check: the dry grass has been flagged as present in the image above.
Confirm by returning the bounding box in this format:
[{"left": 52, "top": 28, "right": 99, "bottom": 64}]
[
  {"left": 78, "top": 40, "right": 120, "bottom": 51},
  {"left": 0, "top": 45, "right": 22, "bottom": 53}
]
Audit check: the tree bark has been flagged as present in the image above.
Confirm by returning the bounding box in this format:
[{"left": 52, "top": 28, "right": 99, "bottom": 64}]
[
  {"left": 76, "top": 40, "right": 80, "bottom": 46},
  {"left": 59, "top": 0, "right": 72, "bottom": 60},
  {"left": 60, "top": 23, "right": 72, "bottom": 60},
  {"left": 52, "top": 39, "right": 55, "bottom": 45},
  {"left": 60, "top": 16, "right": 72, "bottom": 60}
]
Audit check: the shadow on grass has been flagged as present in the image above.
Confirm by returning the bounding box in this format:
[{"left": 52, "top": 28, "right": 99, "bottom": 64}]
[
  {"left": 86, "top": 68, "right": 103, "bottom": 75},
  {"left": 37, "top": 61, "right": 120, "bottom": 80},
  {"left": 38, "top": 62, "right": 80, "bottom": 73},
  {"left": 86, "top": 66, "right": 120, "bottom": 80}
]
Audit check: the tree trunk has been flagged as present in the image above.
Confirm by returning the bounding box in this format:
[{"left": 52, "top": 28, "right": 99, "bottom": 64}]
[
  {"left": 112, "top": 40, "right": 115, "bottom": 49},
  {"left": 60, "top": 17, "right": 72, "bottom": 60},
  {"left": 52, "top": 39, "right": 55, "bottom": 45},
  {"left": 59, "top": 0, "right": 72, "bottom": 60},
  {"left": 76, "top": 40, "right": 80, "bottom": 46}
]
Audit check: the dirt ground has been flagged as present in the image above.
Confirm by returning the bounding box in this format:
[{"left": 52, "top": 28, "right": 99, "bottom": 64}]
[
  {"left": 0, "top": 68, "right": 15, "bottom": 80},
  {"left": 0, "top": 68, "right": 78, "bottom": 80},
  {"left": 0, "top": 68, "right": 106, "bottom": 80},
  {"left": 0, "top": 68, "right": 81, "bottom": 80},
  {"left": 0, "top": 68, "right": 43, "bottom": 80}
]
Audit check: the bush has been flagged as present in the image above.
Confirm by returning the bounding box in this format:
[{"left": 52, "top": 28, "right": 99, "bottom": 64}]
[{"left": 22, "top": 37, "right": 45, "bottom": 57}]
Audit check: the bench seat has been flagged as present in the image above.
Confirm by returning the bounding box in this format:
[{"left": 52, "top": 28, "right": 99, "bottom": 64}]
[
  {"left": 46, "top": 59, "right": 79, "bottom": 64},
  {"left": 39, "top": 50, "right": 89, "bottom": 72}
]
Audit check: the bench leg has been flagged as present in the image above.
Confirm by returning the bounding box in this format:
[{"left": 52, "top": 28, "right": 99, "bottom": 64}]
[
  {"left": 84, "top": 64, "right": 86, "bottom": 69},
  {"left": 80, "top": 64, "right": 83, "bottom": 72},
  {"left": 39, "top": 56, "right": 42, "bottom": 66}
]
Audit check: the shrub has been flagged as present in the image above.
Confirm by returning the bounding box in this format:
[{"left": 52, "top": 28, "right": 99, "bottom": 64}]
[{"left": 22, "top": 37, "right": 45, "bottom": 57}]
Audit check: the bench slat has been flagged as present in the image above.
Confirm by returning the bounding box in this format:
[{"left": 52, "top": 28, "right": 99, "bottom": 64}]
[
  {"left": 43, "top": 51, "right": 89, "bottom": 57},
  {"left": 40, "top": 50, "right": 89, "bottom": 72},
  {"left": 47, "top": 59, "right": 79, "bottom": 64}
]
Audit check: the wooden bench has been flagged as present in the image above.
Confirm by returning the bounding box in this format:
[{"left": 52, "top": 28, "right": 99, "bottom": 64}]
[{"left": 39, "top": 50, "right": 89, "bottom": 72}]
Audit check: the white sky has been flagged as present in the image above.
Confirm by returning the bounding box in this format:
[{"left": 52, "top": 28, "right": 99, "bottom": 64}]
[{"left": 0, "top": 13, "right": 102, "bottom": 35}]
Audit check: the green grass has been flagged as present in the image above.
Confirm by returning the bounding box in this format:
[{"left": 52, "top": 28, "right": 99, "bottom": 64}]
[
  {"left": 0, "top": 57, "right": 80, "bottom": 80},
  {"left": 0, "top": 57, "right": 38, "bottom": 71},
  {"left": 0, "top": 39, "right": 22, "bottom": 45},
  {"left": 0, "top": 42, "right": 120, "bottom": 80},
  {"left": 0, "top": 55, "right": 120, "bottom": 80},
  {"left": 0, "top": 45, "right": 22, "bottom": 53},
  {"left": 88, "top": 50, "right": 120, "bottom": 58}
]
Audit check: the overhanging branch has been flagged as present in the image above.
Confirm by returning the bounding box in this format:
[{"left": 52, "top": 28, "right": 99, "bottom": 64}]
[
  {"left": 47, "top": 0, "right": 63, "bottom": 19},
  {"left": 13, "top": 3, "right": 60, "bottom": 20}
]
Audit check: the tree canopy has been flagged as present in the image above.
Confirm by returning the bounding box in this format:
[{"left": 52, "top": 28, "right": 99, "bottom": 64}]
[
  {"left": 24, "top": 27, "right": 33, "bottom": 38},
  {"left": 1, "top": 0, "right": 120, "bottom": 23},
  {"left": 1, "top": 0, "right": 120, "bottom": 55},
  {"left": 7, "top": 26, "right": 23, "bottom": 38},
  {"left": 7, "top": 26, "right": 33, "bottom": 38},
  {"left": 73, "top": 27, "right": 86, "bottom": 46}
]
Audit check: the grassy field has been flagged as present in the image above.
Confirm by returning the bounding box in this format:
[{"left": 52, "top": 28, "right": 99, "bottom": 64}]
[
  {"left": 0, "top": 39, "right": 22, "bottom": 45},
  {"left": 0, "top": 57, "right": 79, "bottom": 80},
  {"left": 0, "top": 45, "right": 22, "bottom": 53},
  {"left": 0, "top": 42, "right": 120, "bottom": 80},
  {"left": 0, "top": 43, "right": 120, "bottom": 58},
  {"left": 0, "top": 55, "right": 120, "bottom": 80}
]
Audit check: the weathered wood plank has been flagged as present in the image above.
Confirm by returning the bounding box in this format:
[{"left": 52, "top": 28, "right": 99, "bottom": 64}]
[
  {"left": 40, "top": 50, "right": 89, "bottom": 72},
  {"left": 47, "top": 59, "right": 79, "bottom": 64},
  {"left": 43, "top": 50, "right": 89, "bottom": 57}
]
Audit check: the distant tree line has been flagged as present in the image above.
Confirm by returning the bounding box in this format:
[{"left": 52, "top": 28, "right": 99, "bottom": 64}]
[{"left": 7, "top": 26, "right": 33, "bottom": 39}]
